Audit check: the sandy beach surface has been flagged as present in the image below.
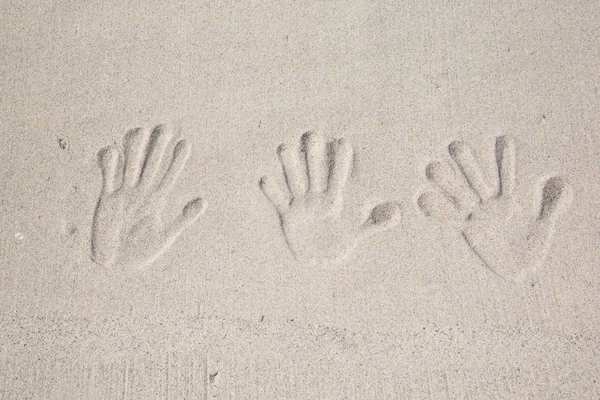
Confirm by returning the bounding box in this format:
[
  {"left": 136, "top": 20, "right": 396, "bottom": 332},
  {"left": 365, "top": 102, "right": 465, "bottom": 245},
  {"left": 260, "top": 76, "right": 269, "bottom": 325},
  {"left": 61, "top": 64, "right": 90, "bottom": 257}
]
[{"left": 1, "top": 0, "right": 599, "bottom": 398}]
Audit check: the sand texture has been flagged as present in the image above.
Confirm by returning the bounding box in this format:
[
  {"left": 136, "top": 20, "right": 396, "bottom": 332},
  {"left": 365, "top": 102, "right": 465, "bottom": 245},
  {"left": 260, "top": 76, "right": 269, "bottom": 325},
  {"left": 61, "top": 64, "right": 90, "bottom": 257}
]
[{"left": 1, "top": 0, "right": 599, "bottom": 398}]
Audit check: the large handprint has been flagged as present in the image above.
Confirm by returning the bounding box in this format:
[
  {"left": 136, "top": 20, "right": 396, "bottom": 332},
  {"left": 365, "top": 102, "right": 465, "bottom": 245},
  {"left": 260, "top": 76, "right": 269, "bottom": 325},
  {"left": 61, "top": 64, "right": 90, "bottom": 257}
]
[
  {"left": 418, "top": 136, "right": 573, "bottom": 282},
  {"left": 91, "top": 125, "right": 206, "bottom": 269},
  {"left": 260, "top": 131, "right": 401, "bottom": 266}
]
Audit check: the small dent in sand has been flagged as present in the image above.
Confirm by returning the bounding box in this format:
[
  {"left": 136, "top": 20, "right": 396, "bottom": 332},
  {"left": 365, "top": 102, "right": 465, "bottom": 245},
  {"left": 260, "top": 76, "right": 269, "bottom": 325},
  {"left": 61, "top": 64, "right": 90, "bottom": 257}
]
[
  {"left": 61, "top": 220, "right": 78, "bottom": 235},
  {"left": 58, "top": 138, "right": 68, "bottom": 150}
]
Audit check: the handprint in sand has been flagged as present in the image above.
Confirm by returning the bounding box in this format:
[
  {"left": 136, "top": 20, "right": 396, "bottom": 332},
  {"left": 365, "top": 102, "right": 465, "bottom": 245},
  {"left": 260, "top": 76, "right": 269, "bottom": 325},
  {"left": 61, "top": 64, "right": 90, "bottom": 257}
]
[
  {"left": 260, "top": 131, "right": 401, "bottom": 266},
  {"left": 418, "top": 136, "right": 573, "bottom": 282},
  {"left": 91, "top": 125, "right": 207, "bottom": 269}
]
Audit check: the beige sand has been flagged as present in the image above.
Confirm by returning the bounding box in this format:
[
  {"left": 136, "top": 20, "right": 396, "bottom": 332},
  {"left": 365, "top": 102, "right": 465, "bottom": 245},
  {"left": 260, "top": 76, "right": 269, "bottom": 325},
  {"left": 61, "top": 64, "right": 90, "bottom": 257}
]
[{"left": 1, "top": 0, "right": 599, "bottom": 398}]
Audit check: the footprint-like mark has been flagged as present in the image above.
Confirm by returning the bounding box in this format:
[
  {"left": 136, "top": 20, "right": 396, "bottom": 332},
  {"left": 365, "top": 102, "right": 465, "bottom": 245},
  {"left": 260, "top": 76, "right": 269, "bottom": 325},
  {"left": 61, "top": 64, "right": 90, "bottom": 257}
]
[
  {"left": 418, "top": 136, "right": 573, "bottom": 282},
  {"left": 260, "top": 131, "right": 401, "bottom": 266},
  {"left": 91, "top": 125, "right": 207, "bottom": 269}
]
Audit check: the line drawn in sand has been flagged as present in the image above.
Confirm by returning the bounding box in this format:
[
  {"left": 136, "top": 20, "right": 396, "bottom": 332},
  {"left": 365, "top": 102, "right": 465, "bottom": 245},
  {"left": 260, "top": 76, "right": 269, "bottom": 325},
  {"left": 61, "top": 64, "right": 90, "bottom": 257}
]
[
  {"left": 260, "top": 131, "right": 401, "bottom": 266},
  {"left": 91, "top": 125, "right": 207, "bottom": 269},
  {"left": 418, "top": 136, "right": 573, "bottom": 282}
]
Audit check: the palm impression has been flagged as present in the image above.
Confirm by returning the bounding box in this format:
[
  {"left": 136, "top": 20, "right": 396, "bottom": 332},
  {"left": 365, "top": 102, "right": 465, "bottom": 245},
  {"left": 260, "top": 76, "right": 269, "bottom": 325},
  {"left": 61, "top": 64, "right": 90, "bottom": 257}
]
[
  {"left": 418, "top": 136, "right": 573, "bottom": 282},
  {"left": 260, "top": 131, "right": 401, "bottom": 266},
  {"left": 91, "top": 125, "right": 207, "bottom": 269}
]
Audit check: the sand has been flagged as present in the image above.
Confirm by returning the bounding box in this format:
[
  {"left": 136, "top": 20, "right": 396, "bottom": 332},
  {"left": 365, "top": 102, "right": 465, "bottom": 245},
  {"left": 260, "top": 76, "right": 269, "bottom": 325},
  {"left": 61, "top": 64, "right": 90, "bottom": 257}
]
[{"left": 1, "top": 0, "right": 599, "bottom": 398}]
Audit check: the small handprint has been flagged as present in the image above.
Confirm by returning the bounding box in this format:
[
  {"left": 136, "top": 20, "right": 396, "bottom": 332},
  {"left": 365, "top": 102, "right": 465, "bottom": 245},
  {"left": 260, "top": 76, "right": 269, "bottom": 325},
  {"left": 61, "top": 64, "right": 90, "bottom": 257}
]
[
  {"left": 260, "top": 131, "right": 401, "bottom": 266},
  {"left": 418, "top": 136, "right": 573, "bottom": 282},
  {"left": 91, "top": 125, "right": 206, "bottom": 269}
]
